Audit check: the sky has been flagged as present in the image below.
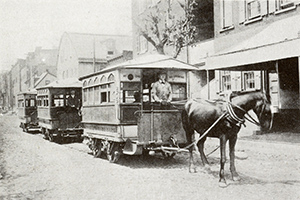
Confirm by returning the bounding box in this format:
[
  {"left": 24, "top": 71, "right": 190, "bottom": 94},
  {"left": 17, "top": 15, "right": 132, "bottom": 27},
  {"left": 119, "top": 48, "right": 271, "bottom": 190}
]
[{"left": 0, "top": 0, "right": 132, "bottom": 71}]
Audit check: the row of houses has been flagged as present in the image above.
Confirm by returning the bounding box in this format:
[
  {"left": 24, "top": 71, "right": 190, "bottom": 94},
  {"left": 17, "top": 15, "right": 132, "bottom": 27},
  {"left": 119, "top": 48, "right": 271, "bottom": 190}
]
[
  {"left": 0, "top": 33, "right": 133, "bottom": 111},
  {"left": 1, "top": 0, "right": 300, "bottom": 131}
]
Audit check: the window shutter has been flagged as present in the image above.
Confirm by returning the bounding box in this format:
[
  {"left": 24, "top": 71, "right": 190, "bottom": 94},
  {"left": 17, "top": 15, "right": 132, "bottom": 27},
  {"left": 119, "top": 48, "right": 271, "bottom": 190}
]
[
  {"left": 239, "top": 0, "right": 245, "bottom": 23},
  {"left": 236, "top": 72, "right": 242, "bottom": 91},
  {"left": 224, "top": 0, "right": 233, "bottom": 27},
  {"left": 231, "top": 72, "right": 236, "bottom": 91},
  {"left": 269, "top": 0, "right": 276, "bottom": 13},
  {"left": 260, "top": 0, "right": 268, "bottom": 15},
  {"left": 215, "top": 71, "right": 220, "bottom": 92},
  {"left": 254, "top": 71, "right": 261, "bottom": 90},
  {"left": 220, "top": 0, "right": 224, "bottom": 28}
]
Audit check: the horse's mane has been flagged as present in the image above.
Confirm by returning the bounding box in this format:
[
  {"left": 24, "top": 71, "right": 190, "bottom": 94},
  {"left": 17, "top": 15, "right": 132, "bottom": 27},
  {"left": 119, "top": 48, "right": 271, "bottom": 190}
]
[{"left": 230, "top": 90, "right": 270, "bottom": 103}]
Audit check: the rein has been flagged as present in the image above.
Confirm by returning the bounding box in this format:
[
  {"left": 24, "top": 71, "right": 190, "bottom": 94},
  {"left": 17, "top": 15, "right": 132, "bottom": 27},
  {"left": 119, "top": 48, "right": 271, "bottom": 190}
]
[{"left": 227, "top": 102, "right": 261, "bottom": 127}]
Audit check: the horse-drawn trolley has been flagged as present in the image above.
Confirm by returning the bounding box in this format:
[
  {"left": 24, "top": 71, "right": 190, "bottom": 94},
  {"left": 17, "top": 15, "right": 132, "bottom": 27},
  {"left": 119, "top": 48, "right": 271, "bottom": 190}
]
[
  {"left": 36, "top": 79, "right": 83, "bottom": 143},
  {"left": 80, "top": 54, "right": 199, "bottom": 162}
]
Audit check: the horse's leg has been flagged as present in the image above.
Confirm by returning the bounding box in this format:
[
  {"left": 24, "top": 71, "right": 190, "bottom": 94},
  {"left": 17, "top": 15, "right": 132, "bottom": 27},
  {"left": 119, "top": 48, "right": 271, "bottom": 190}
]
[
  {"left": 229, "top": 134, "right": 240, "bottom": 181},
  {"left": 197, "top": 137, "right": 210, "bottom": 168},
  {"left": 219, "top": 134, "right": 227, "bottom": 187},
  {"left": 187, "top": 131, "right": 196, "bottom": 173},
  {"left": 182, "top": 110, "right": 196, "bottom": 173}
]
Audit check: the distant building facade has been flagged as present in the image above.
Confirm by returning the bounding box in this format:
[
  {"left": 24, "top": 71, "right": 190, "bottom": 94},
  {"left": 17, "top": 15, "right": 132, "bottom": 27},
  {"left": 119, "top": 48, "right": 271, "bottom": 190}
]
[
  {"left": 24, "top": 47, "right": 58, "bottom": 90},
  {"left": 10, "top": 59, "right": 25, "bottom": 110},
  {"left": 57, "top": 32, "right": 133, "bottom": 80}
]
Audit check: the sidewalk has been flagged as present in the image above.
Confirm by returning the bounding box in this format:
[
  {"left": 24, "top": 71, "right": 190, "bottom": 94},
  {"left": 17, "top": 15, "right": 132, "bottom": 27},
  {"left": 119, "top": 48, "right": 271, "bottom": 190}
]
[{"left": 238, "top": 117, "right": 300, "bottom": 144}]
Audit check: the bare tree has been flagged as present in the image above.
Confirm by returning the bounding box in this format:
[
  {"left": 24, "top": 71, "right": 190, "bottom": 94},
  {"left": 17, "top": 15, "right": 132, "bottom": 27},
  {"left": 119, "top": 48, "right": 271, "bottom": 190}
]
[{"left": 136, "top": 0, "right": 197, "bottom": 58}]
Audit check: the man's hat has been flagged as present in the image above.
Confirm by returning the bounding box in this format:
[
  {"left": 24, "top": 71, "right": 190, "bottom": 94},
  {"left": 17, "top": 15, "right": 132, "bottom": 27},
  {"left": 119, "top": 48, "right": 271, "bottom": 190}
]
[{"left": 158, "top": 70, "right": 167, "bottom": 75}]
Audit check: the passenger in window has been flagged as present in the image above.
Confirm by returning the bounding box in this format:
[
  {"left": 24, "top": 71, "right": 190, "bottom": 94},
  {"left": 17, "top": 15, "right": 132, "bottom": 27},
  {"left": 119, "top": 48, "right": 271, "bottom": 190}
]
[
  {"left": 67, "top": 90, "right": 80, "bottom": 110},
  {"left": 133, "top": 91, "right": 141, "bottom": 103},
  {"left": 151, "top": 71, "right": 172, "bottom": 105}
]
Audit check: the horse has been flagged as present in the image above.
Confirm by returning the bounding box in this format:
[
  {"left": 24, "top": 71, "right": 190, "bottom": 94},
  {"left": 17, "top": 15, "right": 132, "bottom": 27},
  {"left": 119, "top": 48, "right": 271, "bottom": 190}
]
[{"left": 181, "top": 91, "right": 273, "bottom": 187}]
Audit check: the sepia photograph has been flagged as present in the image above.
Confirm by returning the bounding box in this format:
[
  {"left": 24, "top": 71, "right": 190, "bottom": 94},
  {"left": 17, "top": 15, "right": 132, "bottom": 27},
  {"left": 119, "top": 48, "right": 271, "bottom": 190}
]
[{"left": 0, "top": 0, "right": 300, "bottom": 199}]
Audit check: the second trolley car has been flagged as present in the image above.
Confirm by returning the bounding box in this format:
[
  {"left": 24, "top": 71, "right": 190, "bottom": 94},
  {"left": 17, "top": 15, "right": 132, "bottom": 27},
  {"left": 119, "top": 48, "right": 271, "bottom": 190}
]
[{"left": 36, "top": 79, "right": 83, "bottom": 143}]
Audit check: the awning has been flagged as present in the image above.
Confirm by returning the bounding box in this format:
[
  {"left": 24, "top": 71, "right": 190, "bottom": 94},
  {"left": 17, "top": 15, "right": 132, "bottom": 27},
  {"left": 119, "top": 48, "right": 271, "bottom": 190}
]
[{"left": 206, "top": 15, "right": 300, "bottom": 70}]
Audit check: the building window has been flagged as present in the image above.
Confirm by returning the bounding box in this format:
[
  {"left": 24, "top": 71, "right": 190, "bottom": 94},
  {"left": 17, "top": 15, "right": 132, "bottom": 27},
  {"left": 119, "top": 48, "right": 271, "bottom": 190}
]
[
  {"left": 247, "top": 0, "right": 261, "bottom": 19},
  {"left": 244, "top": 72, "right": 255, "bottom": 90},
  {"left": 278, "top": 0, "right": 295, "bottom": 9},
  {"left": 220, "top": 0, "right": 233, "bottom": 29},
  {"left": 221, "top": 71, "right": 231, "bottom": 91}
]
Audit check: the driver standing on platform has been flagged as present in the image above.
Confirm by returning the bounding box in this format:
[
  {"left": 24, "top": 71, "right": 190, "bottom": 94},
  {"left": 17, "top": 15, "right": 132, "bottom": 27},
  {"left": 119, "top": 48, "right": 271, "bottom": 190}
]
[
  {"left": 67, "top": 90, "right": 80, "bottom": 110},
  {"left": 151, "top": 71, "right": 172, "bottom": 105}
]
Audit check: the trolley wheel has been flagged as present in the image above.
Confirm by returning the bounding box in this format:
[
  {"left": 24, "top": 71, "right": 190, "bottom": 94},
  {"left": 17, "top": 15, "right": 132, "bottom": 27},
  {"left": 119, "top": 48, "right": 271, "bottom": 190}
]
[
  {"left": 21, "top": 123, "right": 28, "bottom": 133},
  {"left": 48, "top": 130, "right": 54, "bottom": 142},
  {"left": 161, "top": 151, "right": 176, "bottom": 159},
  {"left": 47, "top": 129, "right": 61, "bottom": 143},
  {"left": 42, "top": 128, "right": 48, "bottom": 140},
  {"left": 77, "top": 136, "right": 84, "bottom": 143},
  {"left": 107, "top": 143, "right": 121, "bottom": 163},
  {"left": 92, "top": 140, "right": 103, "bottom": 158}
]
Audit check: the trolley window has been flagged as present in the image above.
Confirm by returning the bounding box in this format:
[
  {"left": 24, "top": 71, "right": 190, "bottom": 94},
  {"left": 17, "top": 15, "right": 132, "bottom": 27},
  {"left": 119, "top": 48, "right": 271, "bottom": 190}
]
[
  {"left": 88, "top": 88, "right": 94, "bottom": 105},
  {"left": 37, "top": 96, "right": 49, "bottom": 107},
  {"left": 25, "top": 99, "right": 36, "bottom": 107},
  {"left": 83, "top": 88, "right": 87, "bottom": 104},
  {"left": 30, "top": 99, "right": 36, "bottom": 107},
  {"left": 121, "top": 82, "right": 141, "bottom": 103},
  {"left": 171, "top": 83, "right": 187, "bottom": 101},
  {"left": 52, "top": 94, "right": 64, "bottom": 107}
]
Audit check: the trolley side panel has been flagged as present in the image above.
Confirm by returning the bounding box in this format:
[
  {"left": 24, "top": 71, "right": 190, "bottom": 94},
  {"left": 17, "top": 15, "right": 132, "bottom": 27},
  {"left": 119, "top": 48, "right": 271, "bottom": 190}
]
[
  {"left": 82, "top": 105, "right": 117, "bottom": 124},
  {"left": 137, "top": 110, "right": 186, "bottom": 144}
]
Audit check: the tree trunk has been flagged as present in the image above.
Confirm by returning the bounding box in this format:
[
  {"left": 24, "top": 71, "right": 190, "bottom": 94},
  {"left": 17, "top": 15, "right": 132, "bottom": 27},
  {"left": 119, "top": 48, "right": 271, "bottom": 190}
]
[{"left": 156, "top": 44, "right": 165, "bottom": 55}]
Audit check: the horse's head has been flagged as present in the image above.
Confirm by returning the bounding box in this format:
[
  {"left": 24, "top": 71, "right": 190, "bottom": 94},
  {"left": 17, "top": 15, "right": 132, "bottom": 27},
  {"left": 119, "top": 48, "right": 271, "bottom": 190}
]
[{"left": 253, "top": 93, "right": 273, "bottom": 131}]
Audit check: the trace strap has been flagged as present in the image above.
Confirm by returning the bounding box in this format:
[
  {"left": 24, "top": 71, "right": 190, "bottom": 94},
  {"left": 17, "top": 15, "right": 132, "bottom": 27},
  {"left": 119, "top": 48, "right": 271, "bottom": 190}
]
[{"left": 183, "top": 112, "right": 227, "bottom": 150}]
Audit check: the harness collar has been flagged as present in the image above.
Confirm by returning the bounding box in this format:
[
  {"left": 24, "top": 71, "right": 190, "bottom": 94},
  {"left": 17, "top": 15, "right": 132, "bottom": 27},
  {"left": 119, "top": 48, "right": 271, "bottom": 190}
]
[{"left": 226, "top": 103, "right": 245, "bottom": 127}]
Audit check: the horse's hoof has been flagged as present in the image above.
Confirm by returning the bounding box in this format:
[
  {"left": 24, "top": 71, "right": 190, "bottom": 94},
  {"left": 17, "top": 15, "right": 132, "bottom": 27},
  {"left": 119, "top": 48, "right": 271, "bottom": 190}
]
[
  {"left": 218, "top": 180, "right": 228, "bottom": 188},
  {"left": 189, "top": 168, "right": 197, "bottom": 173},
  {"left": 232, "top": 175, "right": 241, "bottom": 181}
]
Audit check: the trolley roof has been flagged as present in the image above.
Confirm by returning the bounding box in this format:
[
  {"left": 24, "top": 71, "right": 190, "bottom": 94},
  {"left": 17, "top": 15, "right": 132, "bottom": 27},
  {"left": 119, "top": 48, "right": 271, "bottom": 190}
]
[
  {"left": 36, "top": 78, "right": 82, "bottom": 90},
  {"left": 79, "top": 54, "right": 199, "bottom": 80},
  {"left": 17, "top": 89, "right": 37, "bottom": 96}
]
